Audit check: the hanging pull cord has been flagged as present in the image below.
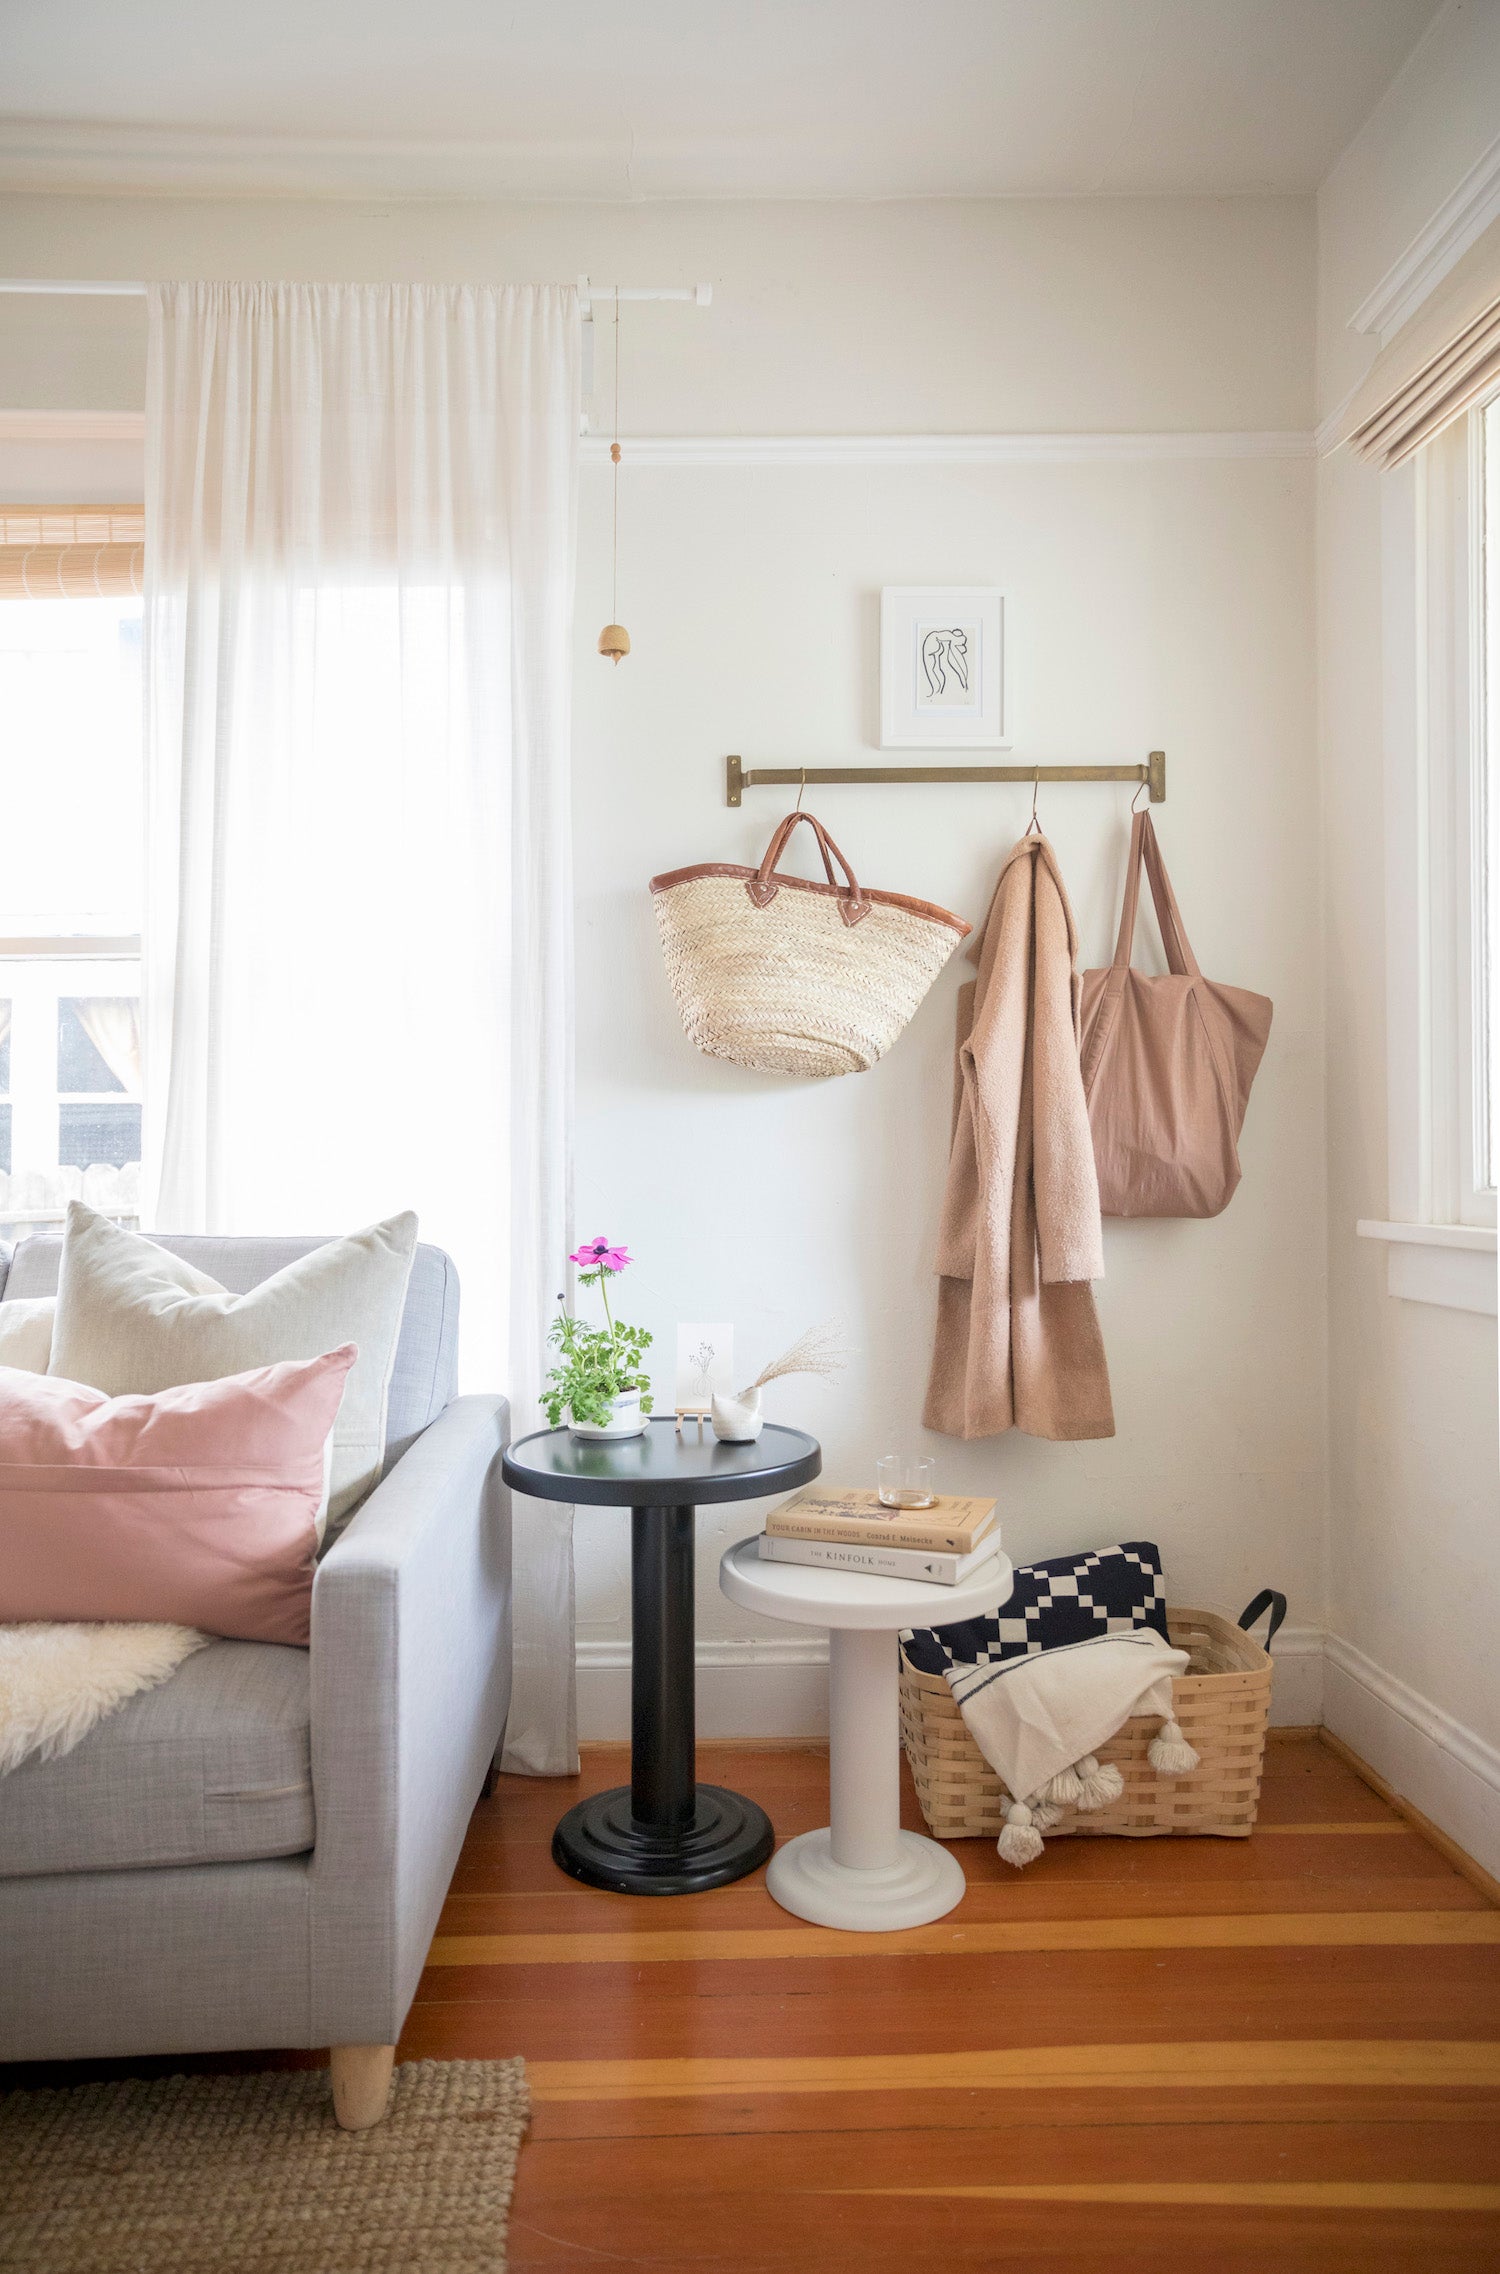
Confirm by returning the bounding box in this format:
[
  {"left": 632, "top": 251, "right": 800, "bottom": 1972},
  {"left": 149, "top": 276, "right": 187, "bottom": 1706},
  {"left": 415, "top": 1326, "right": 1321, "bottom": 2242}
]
[{"left": 611, "top": 287, "right": 621, "bottom": 621}]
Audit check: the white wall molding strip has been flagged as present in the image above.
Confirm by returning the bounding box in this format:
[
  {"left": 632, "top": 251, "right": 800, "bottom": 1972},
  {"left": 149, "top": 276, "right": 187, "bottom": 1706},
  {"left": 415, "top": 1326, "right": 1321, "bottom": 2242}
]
[
  {"left": 576, "top": 1635, "right": 829, "bottom": 1672},
  {"left": 1349, "top": 130, "right": 1500, "bottom": 346},
  {"left": 581, "top": 431, "right": 1315, "bottom": 467},
  {"left": 0, "top": 412, "right": 1315, "bottom": 463},
  {"left": 1266, "top": 1626, "right": 1326, "bottom": 1727},
  {"left": 575, "top": 1624, "right": 1327, "bottom": 1741},
  {"left": 1324, "top": 1633, "right": 1500, "bottom": 1879},
  {"left": 0, "top": 411, "right": 147, "bottom": 443}
]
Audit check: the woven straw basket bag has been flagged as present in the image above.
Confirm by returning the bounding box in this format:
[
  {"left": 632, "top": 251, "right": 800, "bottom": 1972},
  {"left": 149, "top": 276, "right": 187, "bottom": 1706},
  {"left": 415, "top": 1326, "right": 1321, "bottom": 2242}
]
[
  {"left": 650, "top": 810, "right": 970, "bottom": 1078},
  {"left": 899, "top": 1596, "right": 1283, "bottom": 1841}
]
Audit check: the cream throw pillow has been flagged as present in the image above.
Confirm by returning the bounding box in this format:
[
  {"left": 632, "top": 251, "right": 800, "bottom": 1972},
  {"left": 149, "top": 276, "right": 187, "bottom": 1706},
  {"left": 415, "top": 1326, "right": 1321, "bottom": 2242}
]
[
  {"left": 48, "top": 1205, "right": 419, "bottom": 1528},
  {"left": 0, "top": 1298, "right": 55, "bottom": 1374}
]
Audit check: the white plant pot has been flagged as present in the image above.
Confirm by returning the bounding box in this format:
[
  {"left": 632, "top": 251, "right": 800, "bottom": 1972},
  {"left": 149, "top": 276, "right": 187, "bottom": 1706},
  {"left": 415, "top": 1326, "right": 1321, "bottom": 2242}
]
[
  {"left": 568, "top": 1389, "right": 650, "bottom": 1441},
  {"left": 711, "top": 1388, "right": 764, "bottom": 1443}
]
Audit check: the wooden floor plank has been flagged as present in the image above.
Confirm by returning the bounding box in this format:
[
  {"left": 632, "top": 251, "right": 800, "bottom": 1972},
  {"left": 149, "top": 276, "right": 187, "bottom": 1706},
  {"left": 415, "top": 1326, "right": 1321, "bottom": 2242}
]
[
  {"left": 439, "top": 1873, "right": 1491, "bottom": 1931},
  {"left": 424, "top": 1910, "right": 1500, "bottom": 1969},
  {"left": 454, "top": 1823, "right": 1459, "bottom": 1897},
  {"left": 514, "top": 2040, "right": 1500, "bottom": 2101},
  {"left": 527, "top": 2081, "right": 1500, "bottom": 2143}
]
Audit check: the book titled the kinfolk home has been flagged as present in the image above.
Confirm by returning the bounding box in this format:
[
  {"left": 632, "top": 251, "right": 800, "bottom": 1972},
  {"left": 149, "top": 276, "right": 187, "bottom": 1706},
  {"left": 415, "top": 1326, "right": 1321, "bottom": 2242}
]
[{"left": 763, "top": 1485, "right": 997, "bottom": 1558}]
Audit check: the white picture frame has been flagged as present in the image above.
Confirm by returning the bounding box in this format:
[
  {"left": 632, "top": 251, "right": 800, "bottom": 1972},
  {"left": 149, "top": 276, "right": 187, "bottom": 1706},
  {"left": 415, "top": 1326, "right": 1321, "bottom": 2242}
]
[
  {"left": 675, "top": 1323, "right": 735, "bottom": 1411},
  {"left": 880, "top": 586, "right": 1008, "bottom": 749}
]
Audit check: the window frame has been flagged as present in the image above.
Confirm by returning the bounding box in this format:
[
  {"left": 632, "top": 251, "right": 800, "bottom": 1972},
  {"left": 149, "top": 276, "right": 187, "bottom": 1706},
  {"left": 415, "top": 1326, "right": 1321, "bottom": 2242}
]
[
  {"left": 0, "top": 941, "right": 142, "bottom": 1233},
  {"left": 1358, "top": 399, "right": 1499, "bottom": 1314}
]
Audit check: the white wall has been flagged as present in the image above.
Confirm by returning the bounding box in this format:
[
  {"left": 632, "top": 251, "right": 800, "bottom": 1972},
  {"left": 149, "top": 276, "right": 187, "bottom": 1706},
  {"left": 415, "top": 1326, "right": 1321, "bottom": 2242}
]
[
  {"left": 1317, "top": 1, "right": 1500, "bottom": 1863},
  {"left": 0, "top": 191, "right": 1325, "bottom": 1734},
  {"left": 573, "top": 444, "right": 1322, "bottom": 1731}
]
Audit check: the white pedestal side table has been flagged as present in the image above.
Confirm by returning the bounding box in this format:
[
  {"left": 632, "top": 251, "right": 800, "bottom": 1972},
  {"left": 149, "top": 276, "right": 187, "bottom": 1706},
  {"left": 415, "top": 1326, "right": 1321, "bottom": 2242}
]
[{"left": 718, "top": 1535, "right": 1014, "bottom": 1931}]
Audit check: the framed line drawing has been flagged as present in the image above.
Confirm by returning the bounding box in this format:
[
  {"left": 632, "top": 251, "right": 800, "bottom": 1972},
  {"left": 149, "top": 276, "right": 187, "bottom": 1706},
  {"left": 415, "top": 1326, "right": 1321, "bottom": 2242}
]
[
  {"left": 675, "top": 1323, "right": 734, "bottom": 1412},
  {"left": 880, "top": 586, "right": 1008, "bottom": 749}
]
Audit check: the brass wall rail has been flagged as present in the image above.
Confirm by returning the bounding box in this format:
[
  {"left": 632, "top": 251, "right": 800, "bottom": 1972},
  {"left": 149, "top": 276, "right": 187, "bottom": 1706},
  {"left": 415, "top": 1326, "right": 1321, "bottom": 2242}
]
[{"left": 725, "top": 750, "right": 1165, "bottom": 807}]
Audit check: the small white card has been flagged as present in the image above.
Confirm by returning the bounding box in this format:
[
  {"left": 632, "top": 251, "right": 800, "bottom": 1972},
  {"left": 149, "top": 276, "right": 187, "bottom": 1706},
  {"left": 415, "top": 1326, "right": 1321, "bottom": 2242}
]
[{"left": 675, "top": 1323, "right": 734, "bottom": 1409}]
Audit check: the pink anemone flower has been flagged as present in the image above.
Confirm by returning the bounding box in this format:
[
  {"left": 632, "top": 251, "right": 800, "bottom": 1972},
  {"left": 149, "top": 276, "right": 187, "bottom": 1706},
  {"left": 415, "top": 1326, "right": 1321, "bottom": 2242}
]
[{"left": 569, "top": 1236, "right": 632, "bottom": 1274}]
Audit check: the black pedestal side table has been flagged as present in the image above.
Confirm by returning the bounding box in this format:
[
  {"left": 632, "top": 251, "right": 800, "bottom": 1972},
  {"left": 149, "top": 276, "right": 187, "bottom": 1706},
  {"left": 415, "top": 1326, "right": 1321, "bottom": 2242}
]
[{"left": 502, "top": 1418, "right": 821, "bottom": 1896}]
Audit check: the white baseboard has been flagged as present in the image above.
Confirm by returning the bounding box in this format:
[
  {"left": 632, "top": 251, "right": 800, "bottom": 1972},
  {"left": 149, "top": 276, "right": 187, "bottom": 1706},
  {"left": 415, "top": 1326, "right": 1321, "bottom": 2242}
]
[
  {"left": 573, "top": 1627, "right": 1498, "bottom": 1886},
  {"left": 576, "top": 1622, "right": 1327, "bottom": 1742},
  {"left": 576, "top": 1636, "right": 831, "bottom": 1743},
  {"left": 1323, "top": 1633, "right": 1500, "bottom": 1879},
  {"left": 1267, "top": 1626, "right": 1325, "bottom": 1726}
]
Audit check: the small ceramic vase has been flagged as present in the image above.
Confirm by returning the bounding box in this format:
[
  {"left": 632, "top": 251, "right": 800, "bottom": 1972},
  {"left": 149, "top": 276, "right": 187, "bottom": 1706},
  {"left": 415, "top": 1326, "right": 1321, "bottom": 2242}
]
[
  {"left": 569, "top": 1389, "right": 650, "bottom": 1441},
  {"left": 711, "top": 1388, "right": 764, "bottom": 1443}
]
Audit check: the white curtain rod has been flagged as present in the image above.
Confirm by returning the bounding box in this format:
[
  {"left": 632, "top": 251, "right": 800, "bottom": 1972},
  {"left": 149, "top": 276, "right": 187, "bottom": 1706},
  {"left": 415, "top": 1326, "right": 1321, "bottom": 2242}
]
[{"left": 0, "top": 277, "right": 713, "bottom": 314}]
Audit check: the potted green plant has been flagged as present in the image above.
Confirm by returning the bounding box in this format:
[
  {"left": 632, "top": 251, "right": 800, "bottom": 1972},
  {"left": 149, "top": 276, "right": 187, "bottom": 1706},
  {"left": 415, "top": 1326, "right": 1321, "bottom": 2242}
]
[{"left": 543, "top": 1236, "right": 655, "bottom": 1440}]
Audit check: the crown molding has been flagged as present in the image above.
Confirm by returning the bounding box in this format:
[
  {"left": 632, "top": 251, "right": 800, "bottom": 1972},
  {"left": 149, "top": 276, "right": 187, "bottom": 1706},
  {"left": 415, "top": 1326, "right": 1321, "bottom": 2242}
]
[
  {"left": 1313, "top": 370, "right": 1369, "bottom": 458},
  {"left": 1350, "top": 130, "right": 1500, "bottom": 347},
  {"left": 581, "top": 430, "right": 1315, "bottom": 466}
]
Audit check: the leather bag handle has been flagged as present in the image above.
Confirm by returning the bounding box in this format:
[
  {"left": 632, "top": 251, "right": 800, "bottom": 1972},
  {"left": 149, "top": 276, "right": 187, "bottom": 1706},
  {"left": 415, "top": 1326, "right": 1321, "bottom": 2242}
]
[
  {"left": 748, "top": 810, "right": 871, "bottom": 928},
  {"left": 1110, "top": 811, "right": 1203, "bottom": 982},
  {"left": 755, "top": 808, "right": 839, "bottom": 889},
  {"left": 1237, "top": 1589, "right": 1287, "bottom": 1647}
]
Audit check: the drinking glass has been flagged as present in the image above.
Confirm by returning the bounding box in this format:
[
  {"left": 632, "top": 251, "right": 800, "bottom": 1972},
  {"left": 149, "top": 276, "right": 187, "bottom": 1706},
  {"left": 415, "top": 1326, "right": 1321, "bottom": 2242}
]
[{"left": 876, "top": 1454, "right": 937, "bottom": 1510}]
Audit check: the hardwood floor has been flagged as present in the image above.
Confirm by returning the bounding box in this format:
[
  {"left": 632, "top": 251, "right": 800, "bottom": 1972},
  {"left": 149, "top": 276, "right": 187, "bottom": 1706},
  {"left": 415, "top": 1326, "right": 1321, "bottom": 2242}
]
[
  {"left": 3, "top": 1734, "right": 1496, "bottom": 2269},
  {"left": 419, "top": 1734, "right": 1500, "bottom": 2273}
]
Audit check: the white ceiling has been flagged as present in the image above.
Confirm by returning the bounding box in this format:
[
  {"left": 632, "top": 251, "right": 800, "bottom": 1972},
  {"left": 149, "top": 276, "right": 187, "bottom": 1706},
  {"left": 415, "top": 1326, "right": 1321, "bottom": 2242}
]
[{"left": 0, "top": 0, "right": 1443, "bottom": 202}]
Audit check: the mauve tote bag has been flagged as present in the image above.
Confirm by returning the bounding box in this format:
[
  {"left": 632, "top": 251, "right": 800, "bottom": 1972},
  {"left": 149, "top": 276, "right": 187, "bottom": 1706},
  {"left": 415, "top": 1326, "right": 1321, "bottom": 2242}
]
[{"left": 1079, "top": 812, "right": 1272, "bottom": 1218}]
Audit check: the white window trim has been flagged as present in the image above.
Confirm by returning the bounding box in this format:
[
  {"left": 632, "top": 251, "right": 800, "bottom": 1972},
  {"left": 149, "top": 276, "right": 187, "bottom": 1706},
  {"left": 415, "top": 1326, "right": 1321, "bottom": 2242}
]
[{"left": 1367, "top": 407, "right": 1497, "bottom": 1317}]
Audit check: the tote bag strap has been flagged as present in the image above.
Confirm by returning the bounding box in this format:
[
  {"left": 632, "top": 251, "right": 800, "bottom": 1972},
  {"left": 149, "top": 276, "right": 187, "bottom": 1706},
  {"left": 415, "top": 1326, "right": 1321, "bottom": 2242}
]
[
  {"left": 1110, "top": 811, "right": 1203, "bottom": 981},
  {"left": 754, "top": 809, "right": 839, "bottom": 890},
  {"left": 748, "top": 810, "right": 871, "bottom": 927}
]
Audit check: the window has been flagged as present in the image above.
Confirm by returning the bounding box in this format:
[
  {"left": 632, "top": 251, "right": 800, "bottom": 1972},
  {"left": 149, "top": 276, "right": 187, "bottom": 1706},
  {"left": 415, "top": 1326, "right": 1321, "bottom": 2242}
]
[
  {"left": 0, "top": 572, "right": 143, "bottom": 1242},
  {"left": 1482, "top": 396, "right": 1500, "bottom": 1201},
  {"left": 1359, "top": 400, "right": 1499, "bottom": 1312}
]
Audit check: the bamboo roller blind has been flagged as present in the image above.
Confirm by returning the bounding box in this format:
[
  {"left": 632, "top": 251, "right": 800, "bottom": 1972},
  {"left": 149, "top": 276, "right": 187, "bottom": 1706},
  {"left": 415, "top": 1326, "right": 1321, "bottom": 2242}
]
[
  {"left": 0, "top": 506, "right": 145, "bottom": 599},
  {"left": 1336, "top": 221, "right": 1500, "bottom": 471}
]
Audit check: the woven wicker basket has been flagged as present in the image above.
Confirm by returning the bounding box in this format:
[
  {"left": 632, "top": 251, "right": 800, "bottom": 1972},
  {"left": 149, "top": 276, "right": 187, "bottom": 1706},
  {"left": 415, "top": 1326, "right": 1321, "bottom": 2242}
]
[
  {"left": 650, "top": 809, "right": 969, "bottom": 1079},
  {"left": 899, "top": 1606, "right": 1274, "bottom": 1841}
]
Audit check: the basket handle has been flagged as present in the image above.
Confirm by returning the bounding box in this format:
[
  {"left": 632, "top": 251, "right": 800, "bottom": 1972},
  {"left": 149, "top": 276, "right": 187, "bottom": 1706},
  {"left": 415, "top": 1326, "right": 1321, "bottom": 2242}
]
[
  {"left": 1237, "top": 1589, "right": 1286, "bottom": 1646},
  {"left": 747, "top": 810, "right": 871, "bottom": 929},
  {"left": 754, "top": 808, "right": 839, "bottom": 889}
]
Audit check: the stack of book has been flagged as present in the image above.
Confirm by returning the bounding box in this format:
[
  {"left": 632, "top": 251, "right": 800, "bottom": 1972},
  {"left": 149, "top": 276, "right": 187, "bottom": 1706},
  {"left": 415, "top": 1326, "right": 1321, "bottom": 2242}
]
[{"left": 759, "top": 1485, "right": 1000, "bottom": 1587}]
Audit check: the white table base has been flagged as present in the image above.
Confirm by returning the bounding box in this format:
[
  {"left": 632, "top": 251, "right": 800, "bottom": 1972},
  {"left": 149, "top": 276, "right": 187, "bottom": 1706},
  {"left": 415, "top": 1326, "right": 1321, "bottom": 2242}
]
[{"left": 766, "top": 1626, "right": 966, "bottom": 1931}]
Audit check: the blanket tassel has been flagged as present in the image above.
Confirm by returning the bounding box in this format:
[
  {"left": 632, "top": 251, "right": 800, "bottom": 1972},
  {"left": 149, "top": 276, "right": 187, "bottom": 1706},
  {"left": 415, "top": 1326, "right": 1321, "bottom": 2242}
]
[
  {"left": 1147, "top": 1716, "right": 1200, "bottom": 1777},
  {"left": 996, "top": 1797, "right": 1046, "bottom": 1868},
  {"left": 1073, "top": 1752, "right": 1125, "bottom": 1810}
]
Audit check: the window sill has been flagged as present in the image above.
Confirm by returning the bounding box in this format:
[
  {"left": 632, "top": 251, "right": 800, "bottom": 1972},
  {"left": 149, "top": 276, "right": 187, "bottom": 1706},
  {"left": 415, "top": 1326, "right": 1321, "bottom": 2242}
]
[{"left": 1356, "top": 1220, "right": 1497, "bottom": 1316}]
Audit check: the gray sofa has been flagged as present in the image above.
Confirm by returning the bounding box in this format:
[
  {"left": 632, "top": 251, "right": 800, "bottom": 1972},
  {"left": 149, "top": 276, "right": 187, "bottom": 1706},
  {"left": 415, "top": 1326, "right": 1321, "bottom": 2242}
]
[{"left": 0, "top": 1232, "right": 513, "bottom": 2128}]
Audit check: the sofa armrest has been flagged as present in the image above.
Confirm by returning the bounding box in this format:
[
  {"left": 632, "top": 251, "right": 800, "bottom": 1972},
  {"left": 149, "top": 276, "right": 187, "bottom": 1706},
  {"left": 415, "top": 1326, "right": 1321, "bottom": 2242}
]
[{"left": 306, "top": 1392, "right": 512, "bottom": 2046}]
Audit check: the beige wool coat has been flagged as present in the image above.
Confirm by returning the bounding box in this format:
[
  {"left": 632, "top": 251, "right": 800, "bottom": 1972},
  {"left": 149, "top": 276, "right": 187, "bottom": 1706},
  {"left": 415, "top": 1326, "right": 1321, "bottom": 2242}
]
[{"left": 924, "top": 830, "right": 1115, "bottom": 1442}]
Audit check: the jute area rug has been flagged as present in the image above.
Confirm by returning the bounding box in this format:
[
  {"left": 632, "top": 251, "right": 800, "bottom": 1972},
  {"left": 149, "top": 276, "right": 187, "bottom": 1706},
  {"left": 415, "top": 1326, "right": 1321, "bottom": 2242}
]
[{"left": 0, "top": 2056, "right": 528, "bottom": 2274}]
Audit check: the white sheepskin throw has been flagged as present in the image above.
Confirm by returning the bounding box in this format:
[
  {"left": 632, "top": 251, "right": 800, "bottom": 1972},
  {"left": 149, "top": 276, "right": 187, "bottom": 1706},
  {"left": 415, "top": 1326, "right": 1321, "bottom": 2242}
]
[{"left": 0, "top": 1621, "right": 209, "bottom": 1776}]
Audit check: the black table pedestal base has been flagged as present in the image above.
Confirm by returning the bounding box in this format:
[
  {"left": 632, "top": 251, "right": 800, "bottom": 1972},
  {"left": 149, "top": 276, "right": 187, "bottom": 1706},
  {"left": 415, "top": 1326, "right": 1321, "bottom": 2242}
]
[
  {"left": 552, "top": 1783, "right": 774, "bottom": 1897},
  {"left": 499, "top": 1434, "right": 823, "bottom": 1900}
]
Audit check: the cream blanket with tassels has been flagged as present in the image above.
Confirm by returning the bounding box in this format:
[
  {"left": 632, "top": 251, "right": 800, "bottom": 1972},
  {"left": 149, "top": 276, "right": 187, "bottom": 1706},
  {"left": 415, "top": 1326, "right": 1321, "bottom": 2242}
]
[
  {"left": 946, "top": 1629, "right": 1198, "bottom": 1867},
  {"left": 0, "top": 1622, "right": 208, "bottom": 1776}
]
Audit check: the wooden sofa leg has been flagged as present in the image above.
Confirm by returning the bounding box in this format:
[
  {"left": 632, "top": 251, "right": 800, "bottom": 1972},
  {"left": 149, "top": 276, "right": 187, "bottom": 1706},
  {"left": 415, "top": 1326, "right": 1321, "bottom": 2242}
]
[{"left": 330, "top": 2043, "right": 395, "bottom": 2130}]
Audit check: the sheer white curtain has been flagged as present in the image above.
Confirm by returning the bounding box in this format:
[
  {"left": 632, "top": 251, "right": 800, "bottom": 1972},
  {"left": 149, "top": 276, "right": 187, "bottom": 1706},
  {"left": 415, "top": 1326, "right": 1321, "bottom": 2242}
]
[
  {"left": 144, "top": 282, "right": 581, "bottom": 1773},
  {"left": 75, "top": 998, "right": 141, "bottom": 1094}
]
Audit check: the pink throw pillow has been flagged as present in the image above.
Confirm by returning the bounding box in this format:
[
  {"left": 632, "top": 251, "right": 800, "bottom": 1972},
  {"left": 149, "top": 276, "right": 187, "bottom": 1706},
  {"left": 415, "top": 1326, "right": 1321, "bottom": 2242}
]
[{"left": 0, "top": 1346, "right": 357, "bottom": 1646}]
